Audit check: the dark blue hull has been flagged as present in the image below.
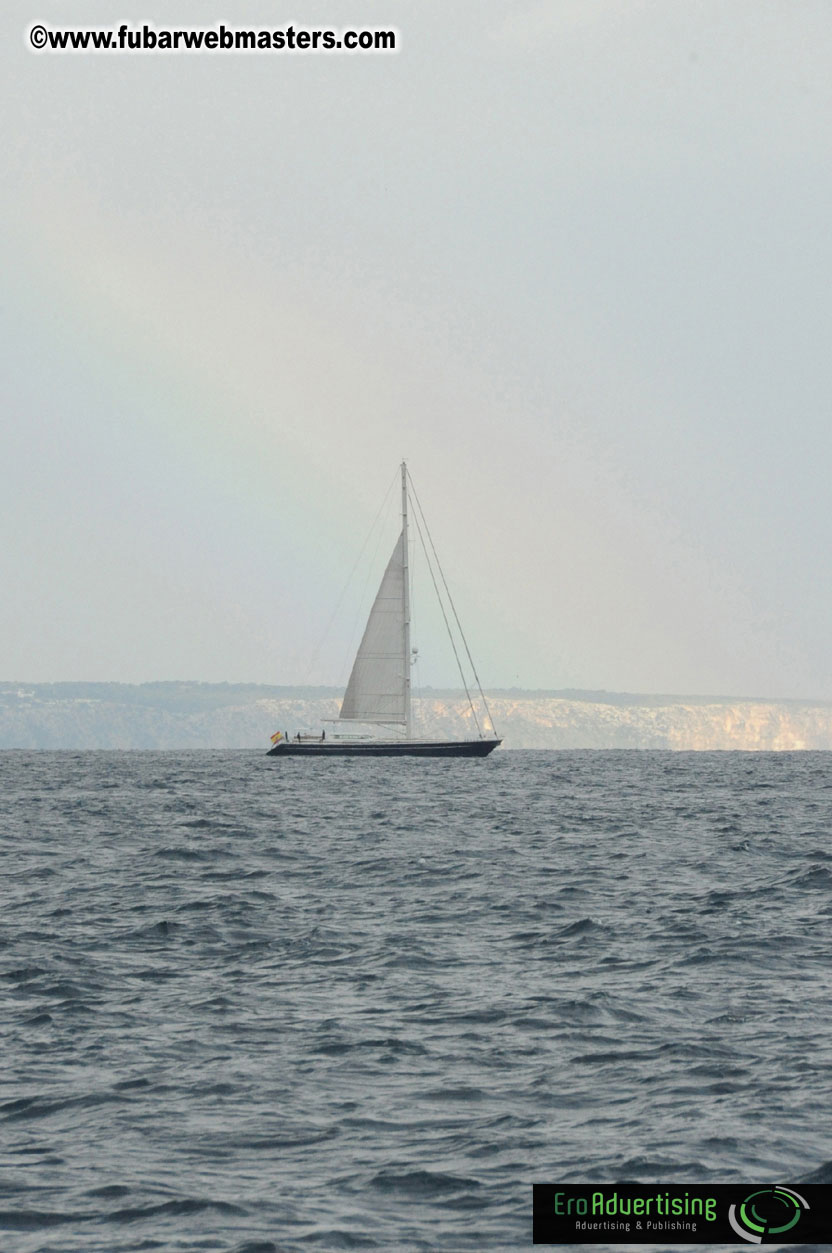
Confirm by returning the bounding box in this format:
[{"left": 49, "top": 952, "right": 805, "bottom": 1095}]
[{"left": 267, "top": 738, "right": 501, "bottom": 758}]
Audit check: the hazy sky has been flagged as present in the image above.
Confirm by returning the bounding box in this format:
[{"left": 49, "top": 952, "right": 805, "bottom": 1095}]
[{"left": 3, "top": 0, "right": 832, "bottom": 696}]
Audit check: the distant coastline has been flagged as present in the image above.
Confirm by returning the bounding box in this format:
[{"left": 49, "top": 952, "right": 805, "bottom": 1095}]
[{"left": 2, "top": 682, "right": 832, "bottom": 751}]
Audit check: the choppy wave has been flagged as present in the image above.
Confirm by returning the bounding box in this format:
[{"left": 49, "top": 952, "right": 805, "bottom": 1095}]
[{"left": 0, "top": 749, "right": 831, "bottom": 1251}]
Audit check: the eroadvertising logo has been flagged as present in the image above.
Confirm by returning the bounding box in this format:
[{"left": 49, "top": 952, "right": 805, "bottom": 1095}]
[
  {"left": 727, "top": 1188, "right": 809, "bottom": 1243},
  {"left": 532, "top": 1183, "right": 831, "bottom": 1244}
]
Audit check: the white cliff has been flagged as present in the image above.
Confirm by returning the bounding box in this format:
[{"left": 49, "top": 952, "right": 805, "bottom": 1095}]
[{"left": 2, "top": 683, "right": 832, "bottom": 750}]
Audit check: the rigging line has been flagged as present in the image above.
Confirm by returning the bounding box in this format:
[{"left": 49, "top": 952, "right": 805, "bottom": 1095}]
[
  {"left": 409, "top": 496, "right": 483, "bottom": 739},
  {"left": 407, "top": 471, "right": 498, "bottom": 738},
  {"left": 300, "top": 468, "right": 398, "bottom": 687}
]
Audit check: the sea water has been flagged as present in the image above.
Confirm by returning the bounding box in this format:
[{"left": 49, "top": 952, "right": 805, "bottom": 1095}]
[{"left": 1, "top": 750, "right": 830, "bottom": 1252}]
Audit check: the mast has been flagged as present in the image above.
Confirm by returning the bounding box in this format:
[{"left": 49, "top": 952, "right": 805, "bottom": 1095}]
[{"left": 401, "top": 460, "right": 412, "bottom": 739}]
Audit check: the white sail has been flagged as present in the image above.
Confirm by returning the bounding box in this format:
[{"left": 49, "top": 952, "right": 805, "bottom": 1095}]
[{"left": 339, "top": 531, "right": 407, "bottom": 725}]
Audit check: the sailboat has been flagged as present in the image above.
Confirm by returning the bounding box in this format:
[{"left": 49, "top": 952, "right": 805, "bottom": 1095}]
[{"left": 267, "top": 463, "right": 501, "bottom": 757}]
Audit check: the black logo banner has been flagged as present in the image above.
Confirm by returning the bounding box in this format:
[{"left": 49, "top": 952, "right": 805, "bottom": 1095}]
[{"left": 533, "top": 1183, "right": 832, "bottom": 1244}]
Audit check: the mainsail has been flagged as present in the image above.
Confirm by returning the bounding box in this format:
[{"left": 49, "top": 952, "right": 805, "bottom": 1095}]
[{"left": 339, "top": 531, "right": 407, "bottom": 725}]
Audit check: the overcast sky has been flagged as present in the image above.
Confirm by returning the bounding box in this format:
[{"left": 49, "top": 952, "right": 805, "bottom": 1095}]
[{"left": 3, "top": 0, "right": 831, "bottom": 696}]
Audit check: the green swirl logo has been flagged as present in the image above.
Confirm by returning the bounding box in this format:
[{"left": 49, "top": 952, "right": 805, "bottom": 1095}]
[{"left": 728, "top": 1187, "right": 809, "bottom": 1243}]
